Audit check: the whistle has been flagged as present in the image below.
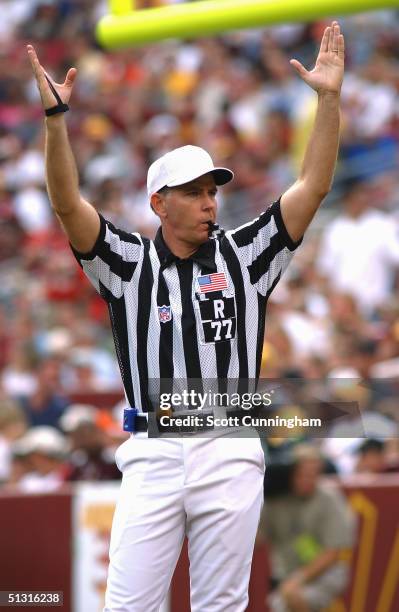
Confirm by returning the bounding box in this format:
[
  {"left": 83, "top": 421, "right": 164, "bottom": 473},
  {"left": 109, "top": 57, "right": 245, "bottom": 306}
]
[{"left": 208, "top": 221, "right": 224, "bottom": 238}]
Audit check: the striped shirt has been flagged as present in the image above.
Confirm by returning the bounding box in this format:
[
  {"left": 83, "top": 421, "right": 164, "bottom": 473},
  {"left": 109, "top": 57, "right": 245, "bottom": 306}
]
[{"left": 70, "top": 198, "right": 302, "bottom": 414}]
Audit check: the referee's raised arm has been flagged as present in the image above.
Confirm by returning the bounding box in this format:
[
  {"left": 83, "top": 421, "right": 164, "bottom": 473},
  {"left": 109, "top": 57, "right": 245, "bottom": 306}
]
[
  {"left": 280, "top": 21, "right": 344, "bottom": 242},
  {"left": 27, "top": 44, "right": 100, "bottom": 254}
]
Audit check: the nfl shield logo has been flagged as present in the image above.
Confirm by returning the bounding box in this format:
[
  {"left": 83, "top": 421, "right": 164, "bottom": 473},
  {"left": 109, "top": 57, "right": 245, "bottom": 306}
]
[{"left": 158, "top": 305, "right": 172, "bottom": 323}]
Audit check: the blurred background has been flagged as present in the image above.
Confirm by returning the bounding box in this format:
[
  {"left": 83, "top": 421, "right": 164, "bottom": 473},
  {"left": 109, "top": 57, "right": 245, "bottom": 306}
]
[{"left": 0, "top": 0, "right": 398, "bottom": 610}]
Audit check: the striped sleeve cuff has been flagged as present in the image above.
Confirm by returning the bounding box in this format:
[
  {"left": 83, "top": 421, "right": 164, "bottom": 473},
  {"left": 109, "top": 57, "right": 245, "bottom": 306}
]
[{"left": 272, "top": 198, "right": 303, "bottom": 252}]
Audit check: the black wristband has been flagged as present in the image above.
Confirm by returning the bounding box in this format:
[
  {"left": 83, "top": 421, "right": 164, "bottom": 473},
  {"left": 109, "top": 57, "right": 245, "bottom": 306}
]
[
  {"left": 45, "top": 103, "right": 69, "bottom": 116},
  {"left": 44, "top": 75, "right": 69, "bottom": 117}
]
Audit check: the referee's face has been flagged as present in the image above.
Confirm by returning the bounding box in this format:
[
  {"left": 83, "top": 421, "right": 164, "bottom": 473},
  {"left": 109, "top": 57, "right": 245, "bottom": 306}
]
[{"left": 154, "top": 173, "right": 218, "bottom": 247}]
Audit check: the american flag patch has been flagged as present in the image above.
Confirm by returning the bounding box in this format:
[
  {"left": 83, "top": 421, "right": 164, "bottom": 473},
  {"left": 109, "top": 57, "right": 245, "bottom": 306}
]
[{"left": 197, "top": 272, "right": 228, "bottom": 294}]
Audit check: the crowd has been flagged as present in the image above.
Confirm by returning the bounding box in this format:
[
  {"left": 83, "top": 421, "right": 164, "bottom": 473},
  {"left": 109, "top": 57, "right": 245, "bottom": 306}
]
[
  {"left": 258, "top": 445, "right": 356, "bottom": 611},
  {"left": 0, "top": 0, "right": 399, "bottom": 493}
]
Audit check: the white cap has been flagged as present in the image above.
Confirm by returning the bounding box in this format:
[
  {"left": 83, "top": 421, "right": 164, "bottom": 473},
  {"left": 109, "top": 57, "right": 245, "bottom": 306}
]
[
  {"left": 147, "top": 145, "right": 234, "bottom": 197},
  {"left": 12, "top": 427, "right": 68, "bottom": 458},
  {"left": 59, "top": 404, "right": 97, "bottom": 433}
]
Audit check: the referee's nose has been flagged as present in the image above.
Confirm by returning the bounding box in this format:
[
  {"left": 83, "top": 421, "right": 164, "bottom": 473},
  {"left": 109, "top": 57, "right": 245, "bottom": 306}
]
[{"left": 200, "top": 190, "right": 217, "bottom": 215}]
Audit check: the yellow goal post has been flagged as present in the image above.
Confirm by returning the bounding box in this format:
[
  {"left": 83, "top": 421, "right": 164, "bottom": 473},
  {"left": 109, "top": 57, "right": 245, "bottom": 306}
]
[{"left": 98, "top": 0, "right": 399, "bottom": 49}]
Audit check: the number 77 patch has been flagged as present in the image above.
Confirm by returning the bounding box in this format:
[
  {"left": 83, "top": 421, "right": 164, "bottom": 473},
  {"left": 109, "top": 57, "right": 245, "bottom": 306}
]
[{"left": 198, "top": 296, "right": 237, "bottom": 343}]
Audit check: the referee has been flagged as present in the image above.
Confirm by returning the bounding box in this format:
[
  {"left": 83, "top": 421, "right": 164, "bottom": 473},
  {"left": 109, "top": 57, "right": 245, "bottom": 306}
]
[{"left": 28, "top": 21, "right": 344, "bottom": 612}]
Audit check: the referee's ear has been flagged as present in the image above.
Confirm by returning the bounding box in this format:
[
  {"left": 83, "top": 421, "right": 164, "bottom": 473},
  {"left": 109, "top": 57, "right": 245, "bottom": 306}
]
[{"left": 151, "top": 192, "right": 167, "bottom": 219}]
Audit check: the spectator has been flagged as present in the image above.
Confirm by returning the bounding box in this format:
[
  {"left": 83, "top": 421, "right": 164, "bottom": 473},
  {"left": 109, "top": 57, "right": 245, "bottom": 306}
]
[
  {"left": 66, "top": 322, "right": 121, "bottom": 391},
  {"left": 60, "top": 404, "right": 121, "bottom": 481},
  {"left": 0, "top": 397, "right": 28, "bottom": 484},
  {"left": 17, "top": 358, "right": 69, "bottom": 429},
  {"left": 258, "top": 445, "right": 355, "bottom": 612},
  {"left": 317, "top": 178, "right": 399, "bottom": 315},
  {"left": 10, "top": 425, "right": 68, "bottom": 492},
  {"left": 1, "top": 341, "right": 38, "bottom": 398},
  {"left": 354, "top": 437, "right": 399, "bottom": 474},
  {"left": 355, "top": 438, "right": 386, "bottom": 474}
]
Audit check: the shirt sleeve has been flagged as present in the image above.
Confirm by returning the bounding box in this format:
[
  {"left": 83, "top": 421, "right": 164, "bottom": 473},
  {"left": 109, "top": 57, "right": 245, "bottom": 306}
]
[
  {"left": 227, "top": 198, "right": 303, "bottom": 297},
  {"left": 69, "top": 212, "right": 143, "bottom": 300}
]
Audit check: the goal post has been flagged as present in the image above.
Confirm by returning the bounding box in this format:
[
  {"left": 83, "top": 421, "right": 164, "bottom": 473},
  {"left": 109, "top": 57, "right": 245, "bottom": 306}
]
[{"left": 98, "top": 0, "right": 399, "bottom": 48}]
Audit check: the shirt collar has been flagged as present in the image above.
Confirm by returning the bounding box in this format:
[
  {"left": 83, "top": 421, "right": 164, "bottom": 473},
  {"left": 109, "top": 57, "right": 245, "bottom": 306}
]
[{"left": 154, "top": 227, "right": 217, "bottom": 272}]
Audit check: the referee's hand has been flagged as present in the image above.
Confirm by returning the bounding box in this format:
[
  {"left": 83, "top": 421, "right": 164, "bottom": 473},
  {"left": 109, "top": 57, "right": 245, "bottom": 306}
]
[
  {"left": 27, "top": 44, "right": 77, "bottom": 113},
  {"left": 290, "top": 21, "right": 344, "bottom": 96}
]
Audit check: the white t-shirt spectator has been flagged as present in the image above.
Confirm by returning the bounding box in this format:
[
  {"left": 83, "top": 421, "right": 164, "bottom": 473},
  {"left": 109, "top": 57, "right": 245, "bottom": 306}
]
[
  {"left": 280, "top": 311, "right": 329, "bottom": 359},
  {"left": 318, "top": 209, "right": 399, "bottom": 312},
  {"left": 13, "top": 187, "right": 52, "bottom": 234}
]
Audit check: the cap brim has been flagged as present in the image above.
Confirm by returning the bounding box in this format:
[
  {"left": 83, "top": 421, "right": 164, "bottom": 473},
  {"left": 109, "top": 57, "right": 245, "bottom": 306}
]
[
  {"left": 167, "top": 167, "right": 234, "bottom": 188},
  {"left": 212, "top": 167, "right": 234, "bottom": 186}
]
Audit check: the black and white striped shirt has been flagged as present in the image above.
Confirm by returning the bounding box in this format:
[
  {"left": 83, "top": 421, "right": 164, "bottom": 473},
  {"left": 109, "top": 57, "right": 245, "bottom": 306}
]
[{"left": 70, "top": 198, "right": 302, "bottom": 414}]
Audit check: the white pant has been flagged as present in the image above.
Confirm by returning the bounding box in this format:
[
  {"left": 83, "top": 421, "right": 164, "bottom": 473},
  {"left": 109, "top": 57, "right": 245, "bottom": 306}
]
[{"left": 104, "top": 431, "right": 265, "bottom": 612}]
